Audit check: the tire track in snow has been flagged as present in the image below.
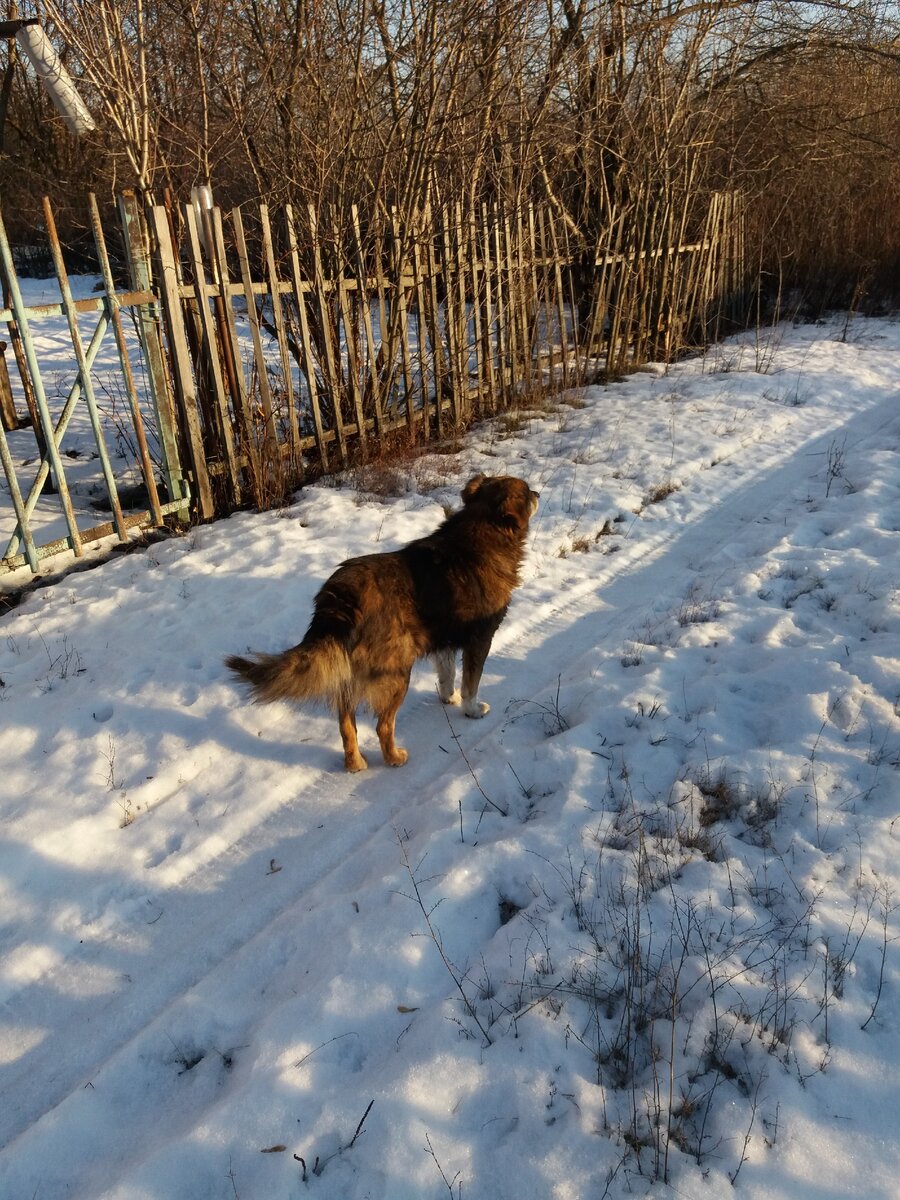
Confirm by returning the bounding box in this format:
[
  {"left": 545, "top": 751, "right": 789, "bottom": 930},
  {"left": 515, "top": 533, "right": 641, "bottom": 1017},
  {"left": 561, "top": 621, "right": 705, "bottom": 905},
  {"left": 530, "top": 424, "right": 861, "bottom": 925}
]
[
  {"left": 492, "top": 390, "right": 900, "bottom": 679},
  {"left": 0, "top": 768, "right": 381, "bottom": 1153}
]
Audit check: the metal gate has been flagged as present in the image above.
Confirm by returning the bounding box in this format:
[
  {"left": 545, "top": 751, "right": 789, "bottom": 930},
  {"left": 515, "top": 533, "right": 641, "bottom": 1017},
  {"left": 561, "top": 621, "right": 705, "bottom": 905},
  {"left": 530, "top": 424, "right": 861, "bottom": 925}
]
[{"left": 0, "top": 191, "right": 187, "bottom": 579}]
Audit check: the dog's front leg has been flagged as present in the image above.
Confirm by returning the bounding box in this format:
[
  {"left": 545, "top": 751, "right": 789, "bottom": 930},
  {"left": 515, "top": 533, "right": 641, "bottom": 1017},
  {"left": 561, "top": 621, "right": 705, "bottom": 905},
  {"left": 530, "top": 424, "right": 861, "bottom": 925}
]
[
  {"left": 433, "top": 648, "right": 461, "bottom": 705},
  {"left": 461, "top": 636, "right": 493, "bottom": 718}
]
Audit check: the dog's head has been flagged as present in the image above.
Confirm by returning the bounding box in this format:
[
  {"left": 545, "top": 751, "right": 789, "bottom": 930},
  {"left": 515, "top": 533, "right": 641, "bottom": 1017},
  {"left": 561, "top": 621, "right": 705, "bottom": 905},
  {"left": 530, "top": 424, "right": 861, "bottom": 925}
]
[{"left": 461, "top": 474, "right": 540, "bottom": 531}]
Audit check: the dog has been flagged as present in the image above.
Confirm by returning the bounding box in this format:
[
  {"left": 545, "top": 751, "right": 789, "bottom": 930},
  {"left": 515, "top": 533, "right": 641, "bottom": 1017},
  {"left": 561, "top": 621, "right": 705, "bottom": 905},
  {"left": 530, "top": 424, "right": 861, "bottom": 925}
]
[{"left": 226, "top": 474, "right": 539, "bottom": 771}]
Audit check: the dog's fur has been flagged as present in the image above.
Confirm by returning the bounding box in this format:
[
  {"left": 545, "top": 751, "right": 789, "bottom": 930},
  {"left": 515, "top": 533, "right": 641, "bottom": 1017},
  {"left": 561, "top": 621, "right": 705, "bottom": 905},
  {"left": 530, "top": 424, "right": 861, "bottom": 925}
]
[{"left": 226, "top": 474, "right": 539, "bottom": 771}]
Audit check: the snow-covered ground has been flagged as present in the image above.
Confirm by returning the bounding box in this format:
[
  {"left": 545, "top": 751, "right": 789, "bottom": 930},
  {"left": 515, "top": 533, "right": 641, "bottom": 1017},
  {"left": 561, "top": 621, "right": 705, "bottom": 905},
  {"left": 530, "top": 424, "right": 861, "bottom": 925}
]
[{"left": 1, "top": 316, "right": 898, "bottom": 1200}]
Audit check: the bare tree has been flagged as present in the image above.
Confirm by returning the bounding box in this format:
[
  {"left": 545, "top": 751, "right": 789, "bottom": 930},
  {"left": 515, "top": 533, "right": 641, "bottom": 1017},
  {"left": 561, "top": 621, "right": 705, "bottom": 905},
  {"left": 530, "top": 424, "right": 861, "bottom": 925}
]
[{"left": 0, "top": 0, "right": 894, "bottom": 306}]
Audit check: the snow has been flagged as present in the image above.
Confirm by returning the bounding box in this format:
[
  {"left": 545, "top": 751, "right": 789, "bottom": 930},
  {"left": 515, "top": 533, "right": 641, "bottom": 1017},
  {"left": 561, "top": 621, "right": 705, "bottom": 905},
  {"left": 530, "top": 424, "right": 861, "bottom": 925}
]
[{"left": 1, "top": 315, "right": 899, "bottom": 1199}]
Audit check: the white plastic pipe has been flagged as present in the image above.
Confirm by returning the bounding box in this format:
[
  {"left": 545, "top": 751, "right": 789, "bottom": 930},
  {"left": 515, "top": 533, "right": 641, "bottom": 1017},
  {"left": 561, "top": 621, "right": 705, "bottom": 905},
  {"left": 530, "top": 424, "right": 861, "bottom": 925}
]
[
  {"left": 16, "top": 23, "right": 96, "bottom": 136},
  {"left": 191, "top": 184, "right": 214, "bottom": 254}
]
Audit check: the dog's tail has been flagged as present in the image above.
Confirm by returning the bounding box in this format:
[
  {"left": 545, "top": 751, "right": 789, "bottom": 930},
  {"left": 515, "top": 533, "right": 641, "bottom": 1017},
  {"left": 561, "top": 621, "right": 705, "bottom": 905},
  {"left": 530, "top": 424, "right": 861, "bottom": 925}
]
[{"left": 225, "top": 637, "right": 352, "bottom": 708}]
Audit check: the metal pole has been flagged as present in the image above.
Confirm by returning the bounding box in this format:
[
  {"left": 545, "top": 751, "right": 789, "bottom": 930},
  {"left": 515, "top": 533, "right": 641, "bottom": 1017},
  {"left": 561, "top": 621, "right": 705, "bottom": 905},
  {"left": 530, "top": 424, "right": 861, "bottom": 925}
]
[
  {"left": 0, "top": 206, "right": 83, "bottom": 555},
  {"left": 43, "top": 197, "right": 129, "bottom": 543},
  {"left": 0, "top": 417, "right": 39, "bottom": 572}
]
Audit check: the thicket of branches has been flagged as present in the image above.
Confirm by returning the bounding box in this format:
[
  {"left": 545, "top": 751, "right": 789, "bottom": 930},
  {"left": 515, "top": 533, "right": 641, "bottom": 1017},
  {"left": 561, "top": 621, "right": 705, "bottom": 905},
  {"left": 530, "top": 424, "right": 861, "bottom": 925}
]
[{"left": 1, "top": 1, "right": 898, "bottom": 308}]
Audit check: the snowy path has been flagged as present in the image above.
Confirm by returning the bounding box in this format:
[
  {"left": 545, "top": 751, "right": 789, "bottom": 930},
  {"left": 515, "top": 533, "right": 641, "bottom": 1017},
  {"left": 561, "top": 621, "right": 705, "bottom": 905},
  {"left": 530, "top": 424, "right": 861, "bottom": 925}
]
[
  {"left": 498, "top": 382, "right": 899, "bottom": 661},
  {"left": 1, "top": 318, "right": 899, "bottom": 1200}
]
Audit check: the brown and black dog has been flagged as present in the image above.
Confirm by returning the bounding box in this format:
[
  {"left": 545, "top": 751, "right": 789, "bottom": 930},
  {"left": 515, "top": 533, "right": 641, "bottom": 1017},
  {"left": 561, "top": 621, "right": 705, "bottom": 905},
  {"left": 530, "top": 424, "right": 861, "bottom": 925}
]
[{"left": 226, "top": 474, "right": 539, "bottom": 771}]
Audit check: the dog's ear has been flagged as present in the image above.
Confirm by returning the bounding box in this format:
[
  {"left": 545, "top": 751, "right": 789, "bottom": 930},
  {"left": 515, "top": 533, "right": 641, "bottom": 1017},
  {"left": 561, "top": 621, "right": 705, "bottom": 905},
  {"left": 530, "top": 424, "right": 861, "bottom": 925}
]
[{"left": 461, "top": 474, "right": 486, "bottom": 504}]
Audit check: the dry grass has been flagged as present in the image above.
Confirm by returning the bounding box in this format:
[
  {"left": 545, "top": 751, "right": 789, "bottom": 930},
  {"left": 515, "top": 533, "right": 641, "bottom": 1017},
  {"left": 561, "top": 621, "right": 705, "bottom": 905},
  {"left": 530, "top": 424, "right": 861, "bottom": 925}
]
[
  {"left": 643, "top": 479, "right": 681, "bottom": 507},
  {"left": 694, "top": 768, "right": 743, "bottom": 827},
  {"left": 346, "top": 429, "right": 464, "bottom": 499}
]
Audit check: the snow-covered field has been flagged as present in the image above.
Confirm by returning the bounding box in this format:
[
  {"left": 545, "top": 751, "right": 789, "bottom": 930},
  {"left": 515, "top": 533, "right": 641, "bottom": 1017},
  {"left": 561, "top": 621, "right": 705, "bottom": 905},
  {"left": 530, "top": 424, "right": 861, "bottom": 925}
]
[{"left": 1, "top": 316, "right": 898, "bottom": 1199}]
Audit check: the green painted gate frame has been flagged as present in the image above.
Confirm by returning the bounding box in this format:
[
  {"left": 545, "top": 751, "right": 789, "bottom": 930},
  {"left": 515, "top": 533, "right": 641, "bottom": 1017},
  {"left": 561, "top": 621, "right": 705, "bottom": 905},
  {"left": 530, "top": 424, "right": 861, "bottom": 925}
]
[{"left": 0, "top": 192, "right": 190, "bottom": 575}]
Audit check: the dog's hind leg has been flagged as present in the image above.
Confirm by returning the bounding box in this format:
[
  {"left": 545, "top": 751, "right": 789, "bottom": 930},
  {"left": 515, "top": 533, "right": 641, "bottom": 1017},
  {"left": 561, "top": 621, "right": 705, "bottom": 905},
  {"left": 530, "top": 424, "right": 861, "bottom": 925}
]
[
  {"left": 373, "top": 672, "right": 411, "bottom": 767},
  {"left": 433, "top": 648, "right": 461, "bottom": 705},
  {"left": 338, "top": 706, "right": 368, "bottom": 772},
  {"left": 461, "top": 635, "right": 493, "bottom": 718}
]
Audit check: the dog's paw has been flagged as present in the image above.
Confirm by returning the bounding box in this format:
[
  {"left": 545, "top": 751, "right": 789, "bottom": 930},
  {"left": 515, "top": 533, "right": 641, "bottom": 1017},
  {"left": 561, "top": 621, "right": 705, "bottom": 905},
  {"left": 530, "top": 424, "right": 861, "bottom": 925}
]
[
  {"left": 344, "top": 753, "right": 369, "bottom": 772},
  {"left": 384, "top": 747, "right": 409, "bottom": 767},
  {"left": 463, "top": 698, "right": 490, "bottom": 719},
  {"left": 440, "top": 689, "right": 462, "bottom": 706}
]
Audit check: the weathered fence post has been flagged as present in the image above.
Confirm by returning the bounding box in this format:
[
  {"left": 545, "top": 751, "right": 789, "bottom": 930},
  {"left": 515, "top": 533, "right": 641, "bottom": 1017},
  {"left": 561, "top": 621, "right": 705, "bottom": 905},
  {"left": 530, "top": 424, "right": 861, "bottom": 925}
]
[
  {"left": 88, "top": 194, "right": 164, "bottom": 528},
  {"left": 0, "top": 341, "right": 17, "bottom": 430},
  {"left": 184, "top": 203, "right": 241, "bottom": 506},
  {"left": 118, "top": 190, "right": 190, "bottom": 520},
  {"left": 284, "top": 203, "right": 330, "bottom": 471},
  {"left": 148, "top": 203, "right": 215, "bottom": 520}
]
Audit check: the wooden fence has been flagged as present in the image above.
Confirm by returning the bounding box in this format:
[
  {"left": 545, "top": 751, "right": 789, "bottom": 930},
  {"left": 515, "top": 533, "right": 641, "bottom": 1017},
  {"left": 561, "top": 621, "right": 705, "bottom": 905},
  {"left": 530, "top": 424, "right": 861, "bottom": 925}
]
[{"left": 0, "top": 189, "right": 746, "bottom": 577}]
